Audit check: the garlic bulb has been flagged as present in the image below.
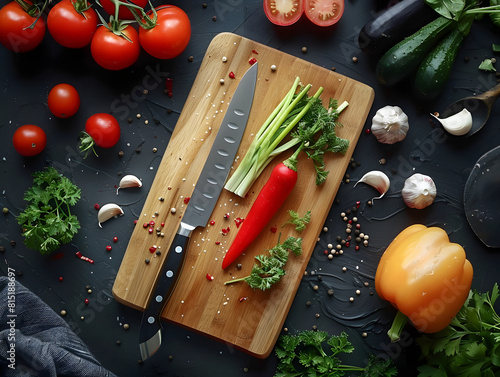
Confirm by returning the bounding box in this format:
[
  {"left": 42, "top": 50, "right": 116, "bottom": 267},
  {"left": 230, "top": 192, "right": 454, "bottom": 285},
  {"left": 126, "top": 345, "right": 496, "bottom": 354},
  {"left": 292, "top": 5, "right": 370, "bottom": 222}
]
[
  {"left": 98, "top": 203, "right": 124, "bottom": 227},
  {"left": 354, "top": 170, "right": 390, "bottom": 201},
  {"left": 117, "top": 174, "right": 142, "bottom": 195},
  {"left": 371, "top": 105, "right": 409, "bottom": 144},
  {"left": 402, "top": 173, "right": 436, "bottom": 209},
  {"left": 430, "top": 108, "right": 472, "bottom": 136}
]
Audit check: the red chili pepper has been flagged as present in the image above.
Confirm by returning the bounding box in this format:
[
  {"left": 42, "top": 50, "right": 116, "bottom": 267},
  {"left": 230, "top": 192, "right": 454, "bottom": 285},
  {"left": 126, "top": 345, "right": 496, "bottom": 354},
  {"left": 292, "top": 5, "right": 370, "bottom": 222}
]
[
  {"left": 229, "top": 71, "right": 235, "bottom": 79},
  {"left": 221, "top": 162, "right": 297, "bottom": 269}
]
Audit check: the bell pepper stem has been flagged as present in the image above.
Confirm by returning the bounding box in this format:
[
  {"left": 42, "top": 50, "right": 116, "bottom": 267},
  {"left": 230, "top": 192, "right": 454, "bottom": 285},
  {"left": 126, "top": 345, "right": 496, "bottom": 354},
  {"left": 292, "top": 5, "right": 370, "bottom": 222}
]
[{"left": 387, "top": 310, "right": 409, "bottom": 342}]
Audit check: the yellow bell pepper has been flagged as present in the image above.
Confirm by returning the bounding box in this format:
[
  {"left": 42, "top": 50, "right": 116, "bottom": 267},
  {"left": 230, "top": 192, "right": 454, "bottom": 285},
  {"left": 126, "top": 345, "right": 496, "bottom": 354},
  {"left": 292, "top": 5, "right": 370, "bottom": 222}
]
[{"left": 375, "top": 224, "right": 473, "bottom": 342}]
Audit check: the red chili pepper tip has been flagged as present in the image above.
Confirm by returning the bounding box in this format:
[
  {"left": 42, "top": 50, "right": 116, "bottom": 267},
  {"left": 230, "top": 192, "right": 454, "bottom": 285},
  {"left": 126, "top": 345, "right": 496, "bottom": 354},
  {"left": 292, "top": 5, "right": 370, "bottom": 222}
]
[
  {"left": 229, "top": 71, "right": 235, "bottom": 79},
  {"left": 106, "top": 245, "right": 112, "bottom": 251},
  {"left": 94, "top": 204, "right": 100, "bottom": 210},
  {"left": 113, "top": 236, "right": 118, "bottom": 243},
  {"left": 239, "top": 297, "right": 247, "bottom": 302},
  {"left": 252, "top": 49, "right": 258, "bottom": 54},
  {"left": 75, "top": 251, "right": 82, "bottom": 258}
]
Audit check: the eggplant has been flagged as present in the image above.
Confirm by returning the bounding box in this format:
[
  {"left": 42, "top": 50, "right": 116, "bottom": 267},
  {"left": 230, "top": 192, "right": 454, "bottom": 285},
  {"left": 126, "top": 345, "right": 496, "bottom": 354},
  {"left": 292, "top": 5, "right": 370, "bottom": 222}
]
[{"left": 358, "top": 0, "right": 438, "bottom": 56}]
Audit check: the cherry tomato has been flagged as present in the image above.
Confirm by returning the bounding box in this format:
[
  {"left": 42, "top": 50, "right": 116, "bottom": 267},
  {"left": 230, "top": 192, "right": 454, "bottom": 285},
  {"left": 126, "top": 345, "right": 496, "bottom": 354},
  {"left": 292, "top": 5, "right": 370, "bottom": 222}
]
[
  {"left": 0, "top": 1, "right": 46, "bottom": 53},
  {"left": 263, "top": 0, "right": 303, "bottom": 26},
  {"left": 304, "top": 0, "right": 344, "bottom": 27},
  {"left": 47, "top": 0, "right": 97, "bottom": 48},
  {"left": 139, "top": 5, "right": 191, "bottom": 60},
  {"left": 91, "top": 24, "right": 140, "bottom": 70},
  {"left": 13, "top": 125, "right": 47, "bottom": 157},
  {"left": 85, "top": 113, "right": 120, "bottom": 148},
  {"left": 48, "top": 83, "right": 80, "bottom": 118},
  {"left": 99, "top": 0, "right": 148, "bottom": 20}
]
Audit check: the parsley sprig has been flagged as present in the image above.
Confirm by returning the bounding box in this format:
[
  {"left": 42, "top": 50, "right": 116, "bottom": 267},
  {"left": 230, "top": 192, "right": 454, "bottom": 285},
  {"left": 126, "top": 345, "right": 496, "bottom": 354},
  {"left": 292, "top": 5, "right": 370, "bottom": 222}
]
[
  {"left": 417, "top": 283, "right": 500, "bottom": 376},
  {"left": 224, "top": 236, "right": 303, "bottom": 291},
  {"left": 275, "top": 330, "right": 397, "bottom": 377},
  {"left": 282, "top": 210, "right": 311, "bottom": 232},
  {"left": 17, "top": 167, "right": 81, "bottom": 255}
]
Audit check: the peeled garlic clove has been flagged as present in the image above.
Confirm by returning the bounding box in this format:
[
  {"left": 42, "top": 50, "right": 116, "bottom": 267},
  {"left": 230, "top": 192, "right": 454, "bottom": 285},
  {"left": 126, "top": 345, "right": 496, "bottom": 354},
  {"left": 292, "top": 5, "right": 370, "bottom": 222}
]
[
  {"left": 98, "top": 203, "right": 124, "bottom": 227},
  {"left": 430, "top": 108, "right": 472, "bottom": 136},
  {"left": 117, "top": 174, "right": 142, "bottom": 195},
  {"left": 354, "top": 170, "right": 390, "bottom": 201},
  {"left": 402, "top": 173, "right": 436, "bottom": 209}
]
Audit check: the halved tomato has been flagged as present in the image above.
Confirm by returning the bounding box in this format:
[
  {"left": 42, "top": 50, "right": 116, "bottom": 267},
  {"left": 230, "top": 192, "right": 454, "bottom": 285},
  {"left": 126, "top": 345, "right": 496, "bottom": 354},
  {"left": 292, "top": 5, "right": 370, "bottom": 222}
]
[
  {"left": 263, "top": 0, "right": 303, "bottom": 26},
  {"left": 304, "top": 0, "right": 344, "bottom": 27}
]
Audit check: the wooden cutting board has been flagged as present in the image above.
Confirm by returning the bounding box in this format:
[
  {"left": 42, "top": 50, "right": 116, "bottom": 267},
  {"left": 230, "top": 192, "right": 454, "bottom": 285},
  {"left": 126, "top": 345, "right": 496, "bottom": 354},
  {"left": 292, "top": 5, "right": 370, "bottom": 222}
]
[{"left": 112, "top": 32, "right": 374, "bottom": 358}]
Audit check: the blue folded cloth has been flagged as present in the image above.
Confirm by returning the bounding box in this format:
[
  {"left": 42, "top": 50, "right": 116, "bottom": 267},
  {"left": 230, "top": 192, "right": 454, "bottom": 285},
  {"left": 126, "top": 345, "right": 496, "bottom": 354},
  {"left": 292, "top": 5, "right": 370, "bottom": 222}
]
[{"left": 0, "top": 276, "right": 117, "bottom": 377}]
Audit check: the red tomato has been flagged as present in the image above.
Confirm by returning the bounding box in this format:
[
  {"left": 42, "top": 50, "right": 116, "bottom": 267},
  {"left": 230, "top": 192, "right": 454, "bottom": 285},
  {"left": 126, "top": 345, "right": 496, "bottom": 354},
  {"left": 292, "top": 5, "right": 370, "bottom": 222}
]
[
  {"left": 48, "top": 83, "right": 80, "bottom": 118},
  {"left": 47, "top": 0, "right": 97, "bottom": 48},
  {"left": 85, "top": 113, "right": 120, "bottom": 148},
  {"left": 139, "top": 5, "right": 191, "bottom": 60},
  {"left": 99, "top": 0, "right": 148, "bottom": 20},
  {"left": 304, "top": 0, "right": 344, "bottom": 27},
  {"left": 263, "top": 0, "right": 303, "bottom": 26},
  {"left": 91, "top": 24, "right": 140, "bottom": 70},
  {"left": 0, "top": 1, "right": 46, "bottom": 53},
  {"left": 13, "top": 125, "right": 47, "bottom": 157}
]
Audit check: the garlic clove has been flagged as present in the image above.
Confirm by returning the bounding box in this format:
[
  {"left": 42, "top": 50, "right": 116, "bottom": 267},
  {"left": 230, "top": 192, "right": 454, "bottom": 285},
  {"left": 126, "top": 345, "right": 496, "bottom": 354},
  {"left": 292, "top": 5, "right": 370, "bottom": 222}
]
[
  {"left": 430, "top": 108, "right": 472, "bottom": 136},
  {"left": 98, "top": 203, "right": 124, "bottom": 227},
  {"left": 371, "top": 105, "right": 409, "bottom": 144},
  {"left": 402, "top": 173, "right": 437, "bottom": 209},
  {"left": 117, "top": 174, "right": 142, "bottom": 195},
  {"left": 354, "top": 170, "right": 390, "bottom": 201}
]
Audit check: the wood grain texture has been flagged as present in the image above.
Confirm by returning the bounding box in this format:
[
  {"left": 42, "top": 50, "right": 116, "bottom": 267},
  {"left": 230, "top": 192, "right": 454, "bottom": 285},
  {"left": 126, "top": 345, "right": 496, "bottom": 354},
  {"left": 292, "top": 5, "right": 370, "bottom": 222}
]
[{"left": 112, "top": 32, "right": 375, "bottom": 358}]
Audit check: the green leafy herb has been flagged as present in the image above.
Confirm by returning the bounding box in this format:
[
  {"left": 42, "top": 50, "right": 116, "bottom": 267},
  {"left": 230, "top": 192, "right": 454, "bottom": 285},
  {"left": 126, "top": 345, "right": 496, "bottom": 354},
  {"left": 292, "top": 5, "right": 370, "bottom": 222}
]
[
  {"left": 224, "top": 77, "right": 349, "bottom": 197},
  {"left": 417, "top": 284, "right": 500, "bottom": 376},
  {"left": 17, "top": 167, "right": 81, "bottom": 255},
  {"left": 282, "top": 210, "right": 311, "bottom": 232},
  {"left": 275, "top": 330, "right": 398, "bottom": 377},
  {"left": 224, "top": 236, "right": 302, "bottom": 291},
  {"left": 479, "top": 58, "right": 497, "bottom": 72}
]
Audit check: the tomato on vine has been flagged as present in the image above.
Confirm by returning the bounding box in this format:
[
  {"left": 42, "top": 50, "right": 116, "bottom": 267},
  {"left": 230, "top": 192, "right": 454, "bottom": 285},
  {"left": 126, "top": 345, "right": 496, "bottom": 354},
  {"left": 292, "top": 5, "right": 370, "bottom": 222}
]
[
  {"left": 48, "top": 83, "right": 80, "bottom": 118},
  {"left": 0, "top": 1, "right": 46, "bottom": 53},
  {"left": 13, "top": 124, "right": 47, "bottom": 157},
  {"left": 47, "top": 0, "right": 97, "bottom": 48},
  {"left": 99, "top": 0, "right": 147, "bottom": 20},
  {"left": 91, "top": 21, "right": 140, "bottom": 70},
  {"left": 79, "top": 113, "right": 121, "bottom": 157},
  {"left": 138, "top": 5, "right": 191, "bottom": 60}
]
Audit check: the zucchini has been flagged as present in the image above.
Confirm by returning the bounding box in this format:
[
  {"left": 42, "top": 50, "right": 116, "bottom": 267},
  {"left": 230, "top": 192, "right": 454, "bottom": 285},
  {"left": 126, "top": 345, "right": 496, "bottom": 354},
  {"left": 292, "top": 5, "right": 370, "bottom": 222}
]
[
  {"left": 412, "top": 27, "right": 466, "bottom": 100},
  {"left": 358, "top": 0, "right": 438, "bottom": 56},
  {"left": 375, "top": 16, "right": 455, "bottom": 86}
]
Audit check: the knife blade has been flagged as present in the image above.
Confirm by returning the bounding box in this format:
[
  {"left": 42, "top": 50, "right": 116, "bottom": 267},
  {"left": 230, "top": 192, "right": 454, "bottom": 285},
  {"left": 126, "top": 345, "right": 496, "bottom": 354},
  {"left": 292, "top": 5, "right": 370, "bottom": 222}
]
[{"left": 139, "top": 62, "right": 258, "bottom": 360}]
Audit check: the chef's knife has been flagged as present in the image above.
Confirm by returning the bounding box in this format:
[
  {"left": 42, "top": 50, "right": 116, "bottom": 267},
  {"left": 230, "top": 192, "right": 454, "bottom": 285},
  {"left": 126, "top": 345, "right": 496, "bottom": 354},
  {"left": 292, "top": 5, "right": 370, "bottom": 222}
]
[{"left": 139, "top": 62, "right": 258, "bottom": 360}]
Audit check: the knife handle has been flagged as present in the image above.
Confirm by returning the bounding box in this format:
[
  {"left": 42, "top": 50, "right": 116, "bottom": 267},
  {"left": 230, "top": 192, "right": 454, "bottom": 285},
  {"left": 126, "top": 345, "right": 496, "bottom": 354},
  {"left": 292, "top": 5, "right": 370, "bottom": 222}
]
[{"left": 141, "top": 223, "right": 192, "bottom": 337}]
